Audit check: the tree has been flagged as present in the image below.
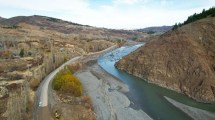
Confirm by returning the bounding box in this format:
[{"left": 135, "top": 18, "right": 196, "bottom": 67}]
[
  {"left": 19, "top": 49, "right": 24, "bottom": 57},
  {"left": 172, "top": 7, "right": 215, "bottom": 30},
  {"left": 172, "top": 23, "right": 178, "bottom": 30},
  {"left": 52, "top": 67, "right": 83, "bottom": 97}
]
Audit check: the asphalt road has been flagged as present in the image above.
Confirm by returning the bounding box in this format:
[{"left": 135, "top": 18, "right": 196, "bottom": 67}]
[{"left": 34, "top": 56, "right": 81, "bottom": 120}]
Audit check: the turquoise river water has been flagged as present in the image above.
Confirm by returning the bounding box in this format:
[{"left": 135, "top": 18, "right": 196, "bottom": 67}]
[{"left": 98, "top": 44, "right": 215, "bottom": 120}]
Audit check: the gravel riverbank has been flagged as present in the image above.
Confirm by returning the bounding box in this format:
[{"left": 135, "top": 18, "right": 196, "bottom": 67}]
[
  {"left": 75, "top": 64, "right": 153, "bottom": 120},
  {"left": 164, "top": 96, "right": 215, "bottom": 120}
]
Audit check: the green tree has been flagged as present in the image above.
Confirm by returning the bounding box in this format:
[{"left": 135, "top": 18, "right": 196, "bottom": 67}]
[
  {"left": 172, "top": 7, "right": 215, "bottom": 30},
  {"left": 19, "top": 49, "right": 24, "bottom": 57},
  {"left": 172, "top": 23, "right": 178, "bottom": 30}
]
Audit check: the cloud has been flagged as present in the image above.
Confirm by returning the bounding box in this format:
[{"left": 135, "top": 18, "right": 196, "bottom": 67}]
[
  {"left": 160, "top": 0, "right": 168, "bottom": 6},
  {"left": 0, "top": 0, "right": 214, "bottom": 29}
]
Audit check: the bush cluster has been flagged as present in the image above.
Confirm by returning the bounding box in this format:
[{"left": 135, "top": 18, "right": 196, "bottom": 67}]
[{"left": 52, "top": 67, "right": 83, "bottom": 97}]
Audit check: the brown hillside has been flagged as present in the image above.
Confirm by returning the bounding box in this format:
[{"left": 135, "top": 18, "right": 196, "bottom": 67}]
[
  {"left": 0, "top": 15, "right": 146, "bottom": 40},
  {"left": 115, "top": 17, "right": 215, "bottom": 103}
]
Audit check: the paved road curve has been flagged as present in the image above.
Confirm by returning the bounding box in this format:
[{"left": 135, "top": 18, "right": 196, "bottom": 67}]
[{"left": 34, "top": 56, "right": 81, "bottom": 120}]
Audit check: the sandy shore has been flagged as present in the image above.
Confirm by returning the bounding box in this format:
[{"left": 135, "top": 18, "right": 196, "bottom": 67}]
[
  {"left": 75, "top": 64, "right": 152, "bottom": 120},
  {"left": 164, "top": 96, "right": 215, "bottom": 120}
]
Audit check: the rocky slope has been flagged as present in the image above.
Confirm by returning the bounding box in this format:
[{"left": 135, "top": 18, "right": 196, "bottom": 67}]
[{"left": 115, "top": 17, "right": 215, "bottom": 103}]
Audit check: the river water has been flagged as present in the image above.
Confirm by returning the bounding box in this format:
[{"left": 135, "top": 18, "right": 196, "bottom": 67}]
[{"left": 98, "top": 44, "right": 215, "bottom": 120}]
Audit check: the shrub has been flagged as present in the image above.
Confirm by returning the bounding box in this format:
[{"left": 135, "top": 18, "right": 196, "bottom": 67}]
[
  {"left": 147, "top": 31, "right": 155, "bottom": 34},
  {"left": 2, "top": 25, "right": 18, "bottom": 29},
  {"left": 47, "top": 17, "right": 60, "bottom": 22},
  {"left": 46, "top": 49, "right": 51, "bottom": 52},
  {"left": 0, "top": 50, "right": 11, "bottom": 59},
  {"left": 19, "top": 49, "right": 24, "bottom": 57},
  {"left": 52, "top": 67, "right": 83, "bottom": 97},
  {"left": 132, "top": 36, "right": 138, "bottom": 40},
  {"left": 28, "top": 52, "right": 32, "bottom": 56}
]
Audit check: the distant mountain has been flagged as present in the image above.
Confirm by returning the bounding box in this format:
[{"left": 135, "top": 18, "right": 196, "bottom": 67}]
[
  {"left": 0, "top": 15, "right": 151, "bottom": 52},
  {"left": 116, "top": 17, "right": 215, "bottom": 103},
  {"left": 0, "top": 15, "right": 92, "bottom": 34},
  {"left": 0, "top": 15, "right": 144, "bottom": 40},
  {"left": 0, "top": 15, "right": 87, "bottom": 26},
  {"left": 0, "top": 17, "right": 5, "bottom": 22},
  {"left": 135, "top": 26, "right": 173, "bottom": 33}
]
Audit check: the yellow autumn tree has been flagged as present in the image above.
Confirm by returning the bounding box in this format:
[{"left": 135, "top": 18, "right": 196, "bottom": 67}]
[{"left": 52, "top": 67, "right": 83, "bottom": 97}]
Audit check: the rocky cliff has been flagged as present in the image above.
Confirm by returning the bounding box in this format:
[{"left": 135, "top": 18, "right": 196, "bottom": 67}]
[{"left": 115, "top": 17, "right": 215, "bottom": 103}]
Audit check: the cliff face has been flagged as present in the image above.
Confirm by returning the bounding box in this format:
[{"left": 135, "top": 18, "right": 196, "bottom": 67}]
[{"left": 115, "top": 17, "right": 215, "bottom": 103}]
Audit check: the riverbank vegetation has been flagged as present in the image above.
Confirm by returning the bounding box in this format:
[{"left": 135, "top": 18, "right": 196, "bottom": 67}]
[
  {"left": 52, "top": 64, "right": 96, "bottom": 120},
  {"left": 52, "top": 66, "right": 83, "bottom": 97}
]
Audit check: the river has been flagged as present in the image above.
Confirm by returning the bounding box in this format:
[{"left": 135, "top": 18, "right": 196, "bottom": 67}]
[{"left": 98, "top": 44, "right": 215, "bottom": 120}]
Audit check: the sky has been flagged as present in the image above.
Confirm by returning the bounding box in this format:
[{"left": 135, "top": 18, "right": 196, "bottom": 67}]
[{"left": 0, "top": 0, "right": 214, "bottom": 29}]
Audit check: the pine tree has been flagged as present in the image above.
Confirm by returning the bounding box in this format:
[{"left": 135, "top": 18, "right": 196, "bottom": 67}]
[
  {"left": 172, "top": 7, "right": 215, "bottom": 30},
  {"left": 172, "top": 23, "right": 178, "bottom": 30}
]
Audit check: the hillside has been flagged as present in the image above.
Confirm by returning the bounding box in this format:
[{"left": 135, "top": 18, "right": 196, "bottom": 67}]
[
  {"left": 0, "top": 15, "right": 146, "bottom": 39},
  {"left": 115, "top": 17, "right": 215, "bottom": 103},
  {"left": 0, "top": 17, "right": 5, "bottom": 22},
  {"left": 135, "top": 26, "right": 173, "bottom": 34}
]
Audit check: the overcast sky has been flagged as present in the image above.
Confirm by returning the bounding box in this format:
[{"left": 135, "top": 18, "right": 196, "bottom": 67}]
[{"left": 0, "top": 0, "right": 214, "bottom": 29}]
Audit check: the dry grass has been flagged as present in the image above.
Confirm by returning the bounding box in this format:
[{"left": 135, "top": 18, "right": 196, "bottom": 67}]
[
  {"left": 29, "top": 79, "right": 40, "bottom": 90},
  {"left": 0, "top": 97, "right": 8, "bottom": 120},
  {"left": 52, "top": 95, "right": 96, "bottom": 120},
  {"left": 67, "top": 62, "right": 83, "bottom": 73},
  {"left": 52, "top": 65, "right": 95, "bottom": 120}
]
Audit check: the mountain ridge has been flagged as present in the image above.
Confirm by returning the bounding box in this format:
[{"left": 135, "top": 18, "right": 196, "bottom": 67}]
[
  {"left": 0, "top": 15, "right": 143, "bottom": 37},
  {"left": 135, "top": 25, "right": 173, "bottom": 33}
]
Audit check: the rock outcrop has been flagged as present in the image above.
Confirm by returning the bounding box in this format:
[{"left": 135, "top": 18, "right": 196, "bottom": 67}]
[{"left": 115, "top": 17, "right": 215, "bottom": 103}]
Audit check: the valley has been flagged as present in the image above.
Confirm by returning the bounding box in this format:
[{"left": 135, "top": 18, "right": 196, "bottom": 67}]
[{"left": 0, "top": 4, "right": 215, "bottom": 120}]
